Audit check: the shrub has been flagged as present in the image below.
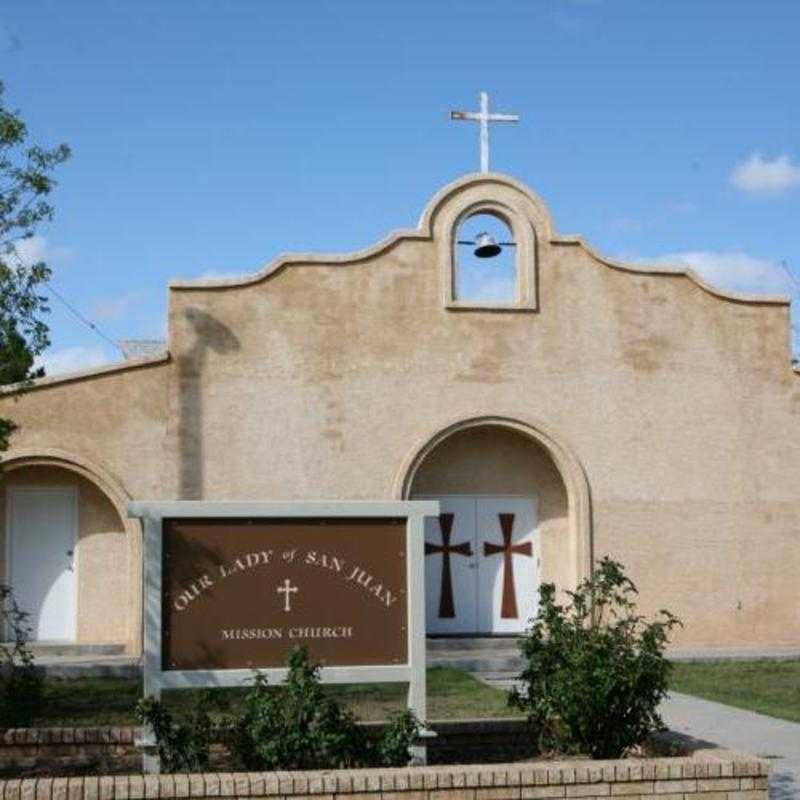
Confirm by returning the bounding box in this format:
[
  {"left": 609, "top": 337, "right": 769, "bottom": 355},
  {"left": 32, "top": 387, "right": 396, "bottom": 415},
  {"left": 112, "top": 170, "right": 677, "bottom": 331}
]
[
  {"left": 138, "top": 647, "right": 422, "bottom": 772},
  {"left": 228, "top": 649, "right": 366, "bottom": 771},
  {"left": 373, "top": 709, "right": 422, "bottom": 767},
  {"left": 135, "top": 691, "right": 219, "bottom": 773},
  {"left": 510, "top": 557, "right": 680, "bottom": 759},
  {"left": 0, "top": 584, "right": 43, "bottom": 727},
  {"left": 229, "top": 647, "right": 421, "bottom": 771}
]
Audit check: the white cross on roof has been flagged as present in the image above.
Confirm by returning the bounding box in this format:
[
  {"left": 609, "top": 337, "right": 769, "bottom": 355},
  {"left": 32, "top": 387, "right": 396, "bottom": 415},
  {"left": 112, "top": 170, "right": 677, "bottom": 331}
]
[{"left": 450, "top": 91, "right": 519, "bottom": 173}]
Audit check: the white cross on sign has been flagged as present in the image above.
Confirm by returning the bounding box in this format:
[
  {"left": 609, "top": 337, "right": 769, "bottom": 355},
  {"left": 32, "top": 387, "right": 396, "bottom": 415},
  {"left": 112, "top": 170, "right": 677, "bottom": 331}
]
[
  {"left": 450, "top": 91, "right": 519, "bottom": 173},
  {"left": 276, "top": 578, "right": 298, "bottom": 612}
]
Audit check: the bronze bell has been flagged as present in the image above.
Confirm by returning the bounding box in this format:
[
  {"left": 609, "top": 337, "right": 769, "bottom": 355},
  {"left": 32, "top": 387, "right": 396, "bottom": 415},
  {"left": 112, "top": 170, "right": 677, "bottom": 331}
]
[{"left": 473, "top": 232, "right": 503, "bottom": 258}]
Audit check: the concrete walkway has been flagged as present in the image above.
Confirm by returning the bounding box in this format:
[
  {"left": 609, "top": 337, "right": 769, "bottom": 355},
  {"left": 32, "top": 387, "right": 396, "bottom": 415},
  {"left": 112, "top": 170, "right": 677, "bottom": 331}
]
[
  {"left": 476, "top": 674, "right": 799, "bottom": 800},
  {"left": 661, "top": 692, "right": 800, "bottom": 800}
]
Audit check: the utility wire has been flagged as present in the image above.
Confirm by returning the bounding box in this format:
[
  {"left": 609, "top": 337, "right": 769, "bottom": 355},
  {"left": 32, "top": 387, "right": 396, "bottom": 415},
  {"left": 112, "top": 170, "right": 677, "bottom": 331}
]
[
  {"left": 5, "top": 244, "right": 124, "bottom": 355},
  {"left": 44, "top": 280, "right": 124, "bottom": 354}
]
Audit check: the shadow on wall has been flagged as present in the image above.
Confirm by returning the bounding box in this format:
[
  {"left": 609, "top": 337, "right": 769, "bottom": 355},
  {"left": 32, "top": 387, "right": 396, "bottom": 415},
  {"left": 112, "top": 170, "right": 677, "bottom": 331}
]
[{"left": 177, "top": 308, "right": 240, "bottom": 499}]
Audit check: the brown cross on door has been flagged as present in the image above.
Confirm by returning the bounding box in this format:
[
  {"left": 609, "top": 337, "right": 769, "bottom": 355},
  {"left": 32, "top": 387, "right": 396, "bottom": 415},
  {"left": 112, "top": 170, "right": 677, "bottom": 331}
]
[
  {"left": 483, "top": 513, "right": 532, "bottom": 619},
  {"left": 425, "top": 513, "right": 473, "bottom": 618}
]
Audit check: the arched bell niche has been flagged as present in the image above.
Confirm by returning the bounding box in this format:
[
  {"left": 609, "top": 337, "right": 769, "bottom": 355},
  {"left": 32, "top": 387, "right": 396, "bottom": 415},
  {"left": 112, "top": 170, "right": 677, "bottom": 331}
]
[
  {"left": 434, "top": 188, "right": 539, "bottom": 310},
  {"left": 454, "top": 211, "right": 518, "bottom": 303}
]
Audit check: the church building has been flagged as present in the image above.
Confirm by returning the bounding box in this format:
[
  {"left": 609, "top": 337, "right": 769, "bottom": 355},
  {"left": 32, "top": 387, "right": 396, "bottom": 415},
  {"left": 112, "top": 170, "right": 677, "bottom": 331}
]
[{"left": 1, "top": 170, "right": 798, "bottom": 656}]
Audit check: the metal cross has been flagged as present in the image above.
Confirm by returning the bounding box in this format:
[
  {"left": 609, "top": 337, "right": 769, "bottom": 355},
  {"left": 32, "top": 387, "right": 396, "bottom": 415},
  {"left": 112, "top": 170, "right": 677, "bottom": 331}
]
[
  {"left": 450, "top": 91, "right": 519, "bottom": 173},
  {"left": 276, "top": 578, "right": 298, "bottom": 612}
]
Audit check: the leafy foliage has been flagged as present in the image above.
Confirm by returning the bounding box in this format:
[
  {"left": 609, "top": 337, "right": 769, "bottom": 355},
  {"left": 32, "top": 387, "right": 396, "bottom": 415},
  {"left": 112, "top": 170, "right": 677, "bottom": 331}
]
[
  {"left": 228, "top": 647, "right": 421, "bottom": 771},
  {"left": 135, "top": 691, "right": 220, "bottom": 773},
  {"left": 137, "top": 647, "right": 422, "bottom": 772},
  {"left": 0, "top": 584, "right": 44, "bottom": 727},
  {"left": 372, "top": 709, "right": 422, "bottom": 767},
  {"left": 0, "top": 80, "right": 70, "bottom": 449},
  {"left": 228, "top": 650, "right": 366, "bottom": 771},
  {"left": 510, "top": 557, "right": 680, "bottom": 759}
]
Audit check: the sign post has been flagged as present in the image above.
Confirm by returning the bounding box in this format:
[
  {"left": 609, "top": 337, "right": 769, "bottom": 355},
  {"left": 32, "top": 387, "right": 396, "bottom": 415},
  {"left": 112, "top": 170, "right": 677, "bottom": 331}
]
[{"left": 128, "top": 500, "right": 438, "bottom": 773}]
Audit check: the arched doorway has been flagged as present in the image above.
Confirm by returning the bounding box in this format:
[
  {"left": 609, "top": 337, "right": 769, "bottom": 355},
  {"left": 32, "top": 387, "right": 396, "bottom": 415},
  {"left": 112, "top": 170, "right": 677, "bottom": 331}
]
[
  {"left": 404, "top": 421, "right": 574, "bottom": 636},
  {"left": 0, "top": 460, "right": 135, "bottom": 649}
]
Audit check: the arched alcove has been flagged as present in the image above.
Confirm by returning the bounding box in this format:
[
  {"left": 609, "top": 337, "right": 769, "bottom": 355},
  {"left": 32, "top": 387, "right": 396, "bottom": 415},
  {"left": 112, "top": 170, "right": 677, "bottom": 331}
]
[
  {"left": 402, "top": 420, "right": 585, "bottom": 635},
  {"left": 399, "top": 416, "right": 591, "bottom": 635},
  {"left": 0, "top": 457, "right": 139, "bottom": 653}
]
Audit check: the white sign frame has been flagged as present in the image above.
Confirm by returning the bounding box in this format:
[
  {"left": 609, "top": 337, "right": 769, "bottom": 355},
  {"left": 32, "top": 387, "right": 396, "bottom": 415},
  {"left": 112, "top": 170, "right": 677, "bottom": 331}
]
[{"left": 128, "top": 500, "right": 438, "bottom": 773}]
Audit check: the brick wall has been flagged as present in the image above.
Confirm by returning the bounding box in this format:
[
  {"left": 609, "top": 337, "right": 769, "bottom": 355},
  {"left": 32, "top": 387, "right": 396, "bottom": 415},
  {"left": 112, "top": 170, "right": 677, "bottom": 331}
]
[
  {"left": 0, "top": 721, "right": 537, "bottom": 776},
  {"left": 0, "top": 752, "right": 770, "bottom": 800}
]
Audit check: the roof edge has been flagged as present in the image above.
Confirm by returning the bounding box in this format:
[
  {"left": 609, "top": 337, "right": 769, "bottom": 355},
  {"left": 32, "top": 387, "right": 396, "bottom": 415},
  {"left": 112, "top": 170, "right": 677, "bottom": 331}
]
[
  {"left": 553, "top": 235, "right": 792, "bottom": 307},
  {"left": 0, "top": 353, "right": 170, "bottom": 396},
  {"left": 168, "top": 172, "right": 553, "bottom": 291}
]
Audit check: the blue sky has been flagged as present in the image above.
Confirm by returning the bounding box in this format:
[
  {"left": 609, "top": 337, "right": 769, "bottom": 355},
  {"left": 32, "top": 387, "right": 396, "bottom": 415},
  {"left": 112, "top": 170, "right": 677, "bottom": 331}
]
[{"left": 2, "top": 0, "right": 799, "bottom": 373}]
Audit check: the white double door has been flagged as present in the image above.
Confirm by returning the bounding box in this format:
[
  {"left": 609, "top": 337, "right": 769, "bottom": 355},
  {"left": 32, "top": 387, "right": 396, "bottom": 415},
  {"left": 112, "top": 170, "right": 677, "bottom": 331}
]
[
  {"left": 423, "top": 496, "right": 539, "bottom": 635},
  {"left": 7, "top": 487, "right": 77, "bottom": 641}
]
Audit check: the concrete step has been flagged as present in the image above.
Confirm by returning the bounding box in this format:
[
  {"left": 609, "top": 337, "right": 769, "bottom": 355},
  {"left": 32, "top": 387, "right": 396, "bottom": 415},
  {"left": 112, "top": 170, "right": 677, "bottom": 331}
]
[
  {"left": 7, "top": 642, "right": 128, "bottom": 658},
  {"left": 426, "top": 637, "right": 524, "bottom": 673},
  {"left": 32, "top": 655, "right": 141, "bottom": 679},
  {"left": 426, "top": 636, "right": 520, "bottom": 652},
  {"left": 472, "top": 671, "right": 523, "bottom": 692}
]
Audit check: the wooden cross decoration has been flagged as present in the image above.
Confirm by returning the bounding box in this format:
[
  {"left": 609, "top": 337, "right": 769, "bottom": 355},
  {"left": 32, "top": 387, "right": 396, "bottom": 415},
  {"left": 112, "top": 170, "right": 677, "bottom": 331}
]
[
  {"left": 425, "top": 513, "right": 473, "bottom": 618},
  {"left": 483, "top": 513, "right": 532, "bottom": 619}
]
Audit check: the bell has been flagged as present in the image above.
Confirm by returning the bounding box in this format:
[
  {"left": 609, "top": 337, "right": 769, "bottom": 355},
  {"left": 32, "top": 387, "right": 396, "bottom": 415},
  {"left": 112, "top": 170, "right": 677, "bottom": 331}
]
[{"left": 473, "top": 232, "right": 502, "bottom": 258}]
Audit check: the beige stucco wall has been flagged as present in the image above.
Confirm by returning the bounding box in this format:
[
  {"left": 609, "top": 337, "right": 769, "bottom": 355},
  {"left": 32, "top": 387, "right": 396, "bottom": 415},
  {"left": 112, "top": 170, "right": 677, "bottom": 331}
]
[
  {"left": 0, "top": 173, "right": 797, "bottom": 652},
  {"left": 0, "top": 466, "right": 130, "bottom": 644},
  {"left": 0, "top": 360, "right": 168, "bottom": 652}
]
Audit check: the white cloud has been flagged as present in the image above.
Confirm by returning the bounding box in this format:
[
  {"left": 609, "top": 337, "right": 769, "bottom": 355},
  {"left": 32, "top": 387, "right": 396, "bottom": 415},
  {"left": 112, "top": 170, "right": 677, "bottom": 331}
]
[
  {"left": 34, "top": 345, "right": 116, "bottom": 377},
  {"left": 10, "top": 236, "right": 48, "bottom": 266},
  {"left": 627, "top": 251, "right": 796, "bottom": 297},
  {"left": 7, "top": 235, "right": 71, "bottom": 268},
  {"left": 730, "top": 153, "right": 800, "bottom": 195}
]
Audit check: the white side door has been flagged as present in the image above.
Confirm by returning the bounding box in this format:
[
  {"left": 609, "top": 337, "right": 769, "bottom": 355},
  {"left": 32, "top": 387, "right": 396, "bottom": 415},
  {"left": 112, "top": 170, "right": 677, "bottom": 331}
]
[
  {"left": 423, "top": 496, "right": 478, "bottom": 634},
  {"left": 8, "top": 487, "right": 77, "bottom": 641},
  {"left": 477, "top": 497, "right": 539, "bottom": 634}
]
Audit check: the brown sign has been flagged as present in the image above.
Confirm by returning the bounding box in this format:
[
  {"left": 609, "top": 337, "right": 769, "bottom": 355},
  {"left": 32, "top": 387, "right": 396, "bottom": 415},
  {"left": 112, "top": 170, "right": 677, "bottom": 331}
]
[{"left": 161, "top": 517, "right": 408, "bottom": 670}]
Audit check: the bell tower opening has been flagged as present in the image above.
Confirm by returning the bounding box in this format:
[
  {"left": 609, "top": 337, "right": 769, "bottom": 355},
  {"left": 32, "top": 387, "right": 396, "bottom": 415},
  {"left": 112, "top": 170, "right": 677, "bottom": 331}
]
[{"left": 454, "top": 212, "right": 517, "bottom": 303}]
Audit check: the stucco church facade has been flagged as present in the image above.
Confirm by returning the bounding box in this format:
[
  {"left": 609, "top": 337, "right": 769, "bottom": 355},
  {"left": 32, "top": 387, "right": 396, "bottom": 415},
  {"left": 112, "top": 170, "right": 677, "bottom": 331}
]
[{"left": 1, "top": 173, "right": 798, "bottom": 656}]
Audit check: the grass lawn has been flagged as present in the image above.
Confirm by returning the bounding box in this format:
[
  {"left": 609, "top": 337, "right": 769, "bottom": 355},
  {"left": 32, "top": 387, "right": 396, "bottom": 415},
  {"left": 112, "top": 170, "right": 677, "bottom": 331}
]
[
  {"left": 669, "top": 659, "right": 800, "bottom": 723},
  {"left": 33, "top": 667, "right": 521, "bottom": 727}
]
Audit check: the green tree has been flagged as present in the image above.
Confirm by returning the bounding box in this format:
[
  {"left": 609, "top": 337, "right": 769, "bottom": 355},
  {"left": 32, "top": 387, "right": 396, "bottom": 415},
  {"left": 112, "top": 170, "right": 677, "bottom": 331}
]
[{"left": 0, "top": 80, "right": 70, "bottom": 451}]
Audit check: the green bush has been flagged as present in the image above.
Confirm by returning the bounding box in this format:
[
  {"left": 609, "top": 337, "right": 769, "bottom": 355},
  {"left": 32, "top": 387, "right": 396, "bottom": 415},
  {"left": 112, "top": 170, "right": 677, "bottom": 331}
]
[
  {"left": 0, "top": 584, "right": 43, "bottom": 727},
  {"left": 138, "top": 647, "right": 422, "bottom": 772},
  {"left": 229, "top": 649, "right": 366, "bottom": 771},
  {"left": 135, "top": 691, "right": 220, "bottom": 773},
  {"left": 229, "top": 648, "right": 421, "bottom": 771},
  {"left": 372, "top": 709, "right": 422, "bottom": 767},
  {"left": 510, "top": 557, "right": 680, "bottom": 759}
]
